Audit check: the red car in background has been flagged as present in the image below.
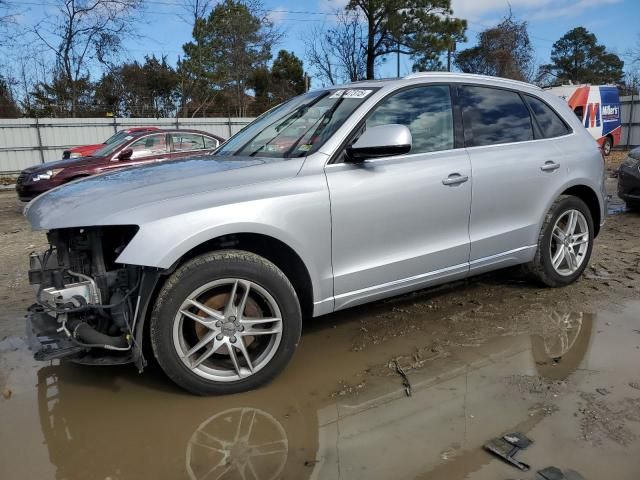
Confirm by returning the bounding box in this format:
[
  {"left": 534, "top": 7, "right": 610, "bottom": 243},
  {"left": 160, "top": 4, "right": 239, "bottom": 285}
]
[
  {"left": 17, "top": 129, "right": 225, "bottom": 202},
  {"left": 62, "top": 127, "right": 160, "bottom": 159}
]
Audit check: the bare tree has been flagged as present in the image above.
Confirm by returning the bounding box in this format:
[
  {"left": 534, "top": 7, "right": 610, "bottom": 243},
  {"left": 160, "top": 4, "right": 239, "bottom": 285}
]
[
  {"left": 31, "top": 0, "right": 143, "bottom": 117},
  {"left": 455, "top": 12, "right": 535, "bottom": 82},
  {"left": 304, "top": 10, "right": 367, "bottom": 86},
  {"left": 0, "top": 0, "right": 18, "bottom": 46},
  {"left": 178, "top": 0, "right": 214, "bottom": 31}
]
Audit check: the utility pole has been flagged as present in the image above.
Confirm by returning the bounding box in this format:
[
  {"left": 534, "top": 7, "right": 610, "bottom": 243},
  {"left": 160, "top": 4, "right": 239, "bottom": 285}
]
[
  {"left": 447, "top": 39, "right": 456, "bottom": 72},
  {"left": 397, "top": 39, "right": 400, "bottom": 77}
]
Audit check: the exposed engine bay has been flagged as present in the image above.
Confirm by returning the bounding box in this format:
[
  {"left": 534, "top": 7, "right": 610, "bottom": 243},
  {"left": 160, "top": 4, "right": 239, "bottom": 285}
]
[{"left": 26, "top": 225, "right": 150, "bottom": 367}]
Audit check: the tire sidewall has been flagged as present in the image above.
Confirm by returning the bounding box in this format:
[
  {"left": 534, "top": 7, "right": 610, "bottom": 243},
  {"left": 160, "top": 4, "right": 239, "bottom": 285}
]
[
  {"left": 539, "top": 197, "right": 594, "bottom": 286},
  {"left": 151, "top": 251, "right": 302, "bottom": 395},
  {"left": 603, "top": 137, "right": 612, "bottom": 156}
]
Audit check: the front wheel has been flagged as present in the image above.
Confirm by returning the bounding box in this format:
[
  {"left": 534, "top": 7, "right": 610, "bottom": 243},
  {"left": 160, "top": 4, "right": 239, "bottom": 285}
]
[
  {"left": 602, "top": 137, "right": 612, "bottom": 156},
  {"left": 150, "top": 250, "right": 302, "bottom": 395},
  {"left": 527, "top": 195, "right": 594, "bottom": 287}
]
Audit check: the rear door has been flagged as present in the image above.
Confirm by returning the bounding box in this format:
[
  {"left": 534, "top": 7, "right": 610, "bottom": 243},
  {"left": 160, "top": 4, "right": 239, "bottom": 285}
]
[
  {"left": 170, "top": 133, "right": 217, "bottom": 160},
  {"left": 460, "top": 85, "right": 569, "bottom": 273}
]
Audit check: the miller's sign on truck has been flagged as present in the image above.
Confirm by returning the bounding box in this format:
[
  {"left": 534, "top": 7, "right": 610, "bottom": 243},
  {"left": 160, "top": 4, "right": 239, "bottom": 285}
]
[{"left": 546, "top": 84, "right": 621, "bottom": 155}]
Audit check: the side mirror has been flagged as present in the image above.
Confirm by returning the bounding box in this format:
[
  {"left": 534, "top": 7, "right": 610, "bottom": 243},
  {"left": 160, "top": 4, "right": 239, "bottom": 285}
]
[
  {"left": 117, "top": 148, "right": 133, "bottom": 161},
  {"left": 346, "top": 124, "right": 412, "bottom": 162}
]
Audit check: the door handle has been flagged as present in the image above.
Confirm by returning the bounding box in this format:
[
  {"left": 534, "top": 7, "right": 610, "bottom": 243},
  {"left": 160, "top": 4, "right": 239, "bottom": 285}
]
[
  {"left": 540, "top": 161, "right": 560, "bottom": 172},
  {"left": 442, "top": 173, "right": 469, "bottom": 186}
]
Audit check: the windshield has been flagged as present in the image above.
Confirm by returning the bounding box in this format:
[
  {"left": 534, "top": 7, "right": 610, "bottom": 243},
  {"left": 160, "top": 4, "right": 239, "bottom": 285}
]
[
  {"left": 104, "top": 131, "right": 130, "bottom": 145},
  {"left": 216, "top": 88, "right": 378, "bottom": 158},
  {"left": 91, "top": 135, "right": 135, "bottom": 157}
]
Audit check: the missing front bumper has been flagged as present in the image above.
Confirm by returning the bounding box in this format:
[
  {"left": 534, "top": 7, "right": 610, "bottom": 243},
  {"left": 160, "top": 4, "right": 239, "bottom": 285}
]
[{"left": 26, "top": 307, "right": 85, "bottom": 361}]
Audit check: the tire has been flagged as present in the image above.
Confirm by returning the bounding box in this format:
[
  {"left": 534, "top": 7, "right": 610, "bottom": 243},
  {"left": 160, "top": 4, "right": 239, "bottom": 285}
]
[
  {"left": 625, "top": 200, "right": 640, "bottom": 211},
  {"left": 527, "top": 195, "right": 594, "bottom": 287},
  {"left": 602, "top": 137, "right": 612, "bottom": 156},
  {"left": 150, "top": 250, "right": 302, "bottom": 395}
]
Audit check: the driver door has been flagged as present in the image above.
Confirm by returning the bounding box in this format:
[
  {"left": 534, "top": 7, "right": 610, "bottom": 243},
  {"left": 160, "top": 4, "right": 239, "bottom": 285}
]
[
  {"left": 325, "top": 85, "right": 472, "bottom": 310},
  {"left": 104, "top": 133, "right": 171, "bottom": 172}
]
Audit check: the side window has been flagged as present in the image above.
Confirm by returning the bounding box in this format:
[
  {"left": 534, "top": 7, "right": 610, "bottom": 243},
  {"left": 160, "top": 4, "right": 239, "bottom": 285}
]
[
  {"left": 524, "top": 95, "right": 571, "bottom": 138},
  {"left": 203, "top": 136, "right": 219, "bottom": 149},
  {"left": 461, "top": 86, "right": 533, "bottom": 146},
  {"left": 129, "top": 134, "right": 169, "bottom": 159},
  {"left": 171, "top": 133, "right": 206, "bottom": 152},
  {"left": 365, "top": 85, "right": 454, "bottom": 154}
]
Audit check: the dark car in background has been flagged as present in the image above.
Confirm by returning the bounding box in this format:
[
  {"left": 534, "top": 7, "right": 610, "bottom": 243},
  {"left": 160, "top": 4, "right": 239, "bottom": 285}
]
[
  {"left": 618, "top": 147, "right": 640, "bottom": 210},
  {"left": 62, "top": 127, "right": 160, "bottom": 159},
  {"left": 17, "top": 129, "right": 224, "bottom": 202}
]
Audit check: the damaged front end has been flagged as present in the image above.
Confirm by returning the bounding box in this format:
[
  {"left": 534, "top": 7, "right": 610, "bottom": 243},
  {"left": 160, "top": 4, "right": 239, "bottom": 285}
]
[{"left": 26, "top": 225, "right": 153, "bottom": 369}]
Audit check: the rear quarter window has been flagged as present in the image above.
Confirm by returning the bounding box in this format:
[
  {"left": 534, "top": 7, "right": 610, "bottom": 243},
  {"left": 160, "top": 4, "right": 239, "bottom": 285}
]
[
  {"left": 461, "top": 86, "right": 533, "bottom": 147},
  {"left": 524, "top": 95, "right": 571, "bottom": 138}
]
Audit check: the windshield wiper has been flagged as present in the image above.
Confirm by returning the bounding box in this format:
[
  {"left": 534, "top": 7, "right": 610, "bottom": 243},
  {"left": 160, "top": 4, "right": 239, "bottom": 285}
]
[
  {"left": 245, "top": 106, "right": 311, "bottom": 157},
  {"left": 283, "top": 97, "right": 345, "bottom": 158}
]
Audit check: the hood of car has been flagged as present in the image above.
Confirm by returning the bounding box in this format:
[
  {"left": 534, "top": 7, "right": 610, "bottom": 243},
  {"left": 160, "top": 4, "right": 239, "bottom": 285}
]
[
  {"left": 66, "top": 143, "right": 104, "bottom": 154},
  {"left": 25, "top": 155, "right": 302, "bottom": 230},
  {"left": 629, "top": 147, "right": 640, "bottom": 161},
  {"left": 22, "top": 156, "right": 105, "bottom": 174}
]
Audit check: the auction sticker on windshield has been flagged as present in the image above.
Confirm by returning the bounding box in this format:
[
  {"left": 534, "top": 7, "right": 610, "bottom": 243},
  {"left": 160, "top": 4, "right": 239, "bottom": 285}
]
[{"left": 329, "top": 89, "right": 374, "bottom": 99}]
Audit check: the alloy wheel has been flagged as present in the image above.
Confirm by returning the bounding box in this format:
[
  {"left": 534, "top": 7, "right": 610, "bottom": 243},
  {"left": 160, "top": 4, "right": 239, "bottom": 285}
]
[
  {"left": 549, "top": 209, "right": 590, "bottom": 276},
  {"left": 173, "top": 279, "right": 283, "bottom": 382}
]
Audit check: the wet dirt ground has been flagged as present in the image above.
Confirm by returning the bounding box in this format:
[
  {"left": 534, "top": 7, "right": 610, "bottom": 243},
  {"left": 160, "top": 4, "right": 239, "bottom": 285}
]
[{"left": 1, "top": 170, "right": 640, "bottom": 479}]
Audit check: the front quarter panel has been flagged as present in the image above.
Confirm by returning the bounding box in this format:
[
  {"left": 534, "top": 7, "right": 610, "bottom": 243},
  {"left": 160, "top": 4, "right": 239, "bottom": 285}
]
[{"left": 116, "top": 156, "right": 334, "bottom": 312}]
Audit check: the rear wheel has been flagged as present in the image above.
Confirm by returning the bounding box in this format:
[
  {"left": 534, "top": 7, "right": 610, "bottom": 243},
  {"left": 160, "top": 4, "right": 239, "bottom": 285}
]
[
  {"left": 150, "top": 250, "right": 302, "bottom": 395},
  {"left": 528, "top": 196, "right": 594, "bottom": 287},
  {"left": 602, "top": 136, "right": 612, "bottom": 156}
]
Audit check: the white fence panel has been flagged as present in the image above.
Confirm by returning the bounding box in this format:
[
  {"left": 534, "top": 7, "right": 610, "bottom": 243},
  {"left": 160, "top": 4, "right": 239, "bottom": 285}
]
[{"left": 0, "top": 117, "right": 254, "bottom": 174}]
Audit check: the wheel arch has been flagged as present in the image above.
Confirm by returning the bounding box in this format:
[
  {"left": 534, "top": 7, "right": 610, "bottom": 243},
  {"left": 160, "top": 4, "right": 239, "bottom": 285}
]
[
  {"left": 560, "top": 184, "right": 602, "bottom": 237},
  {"left": 174, "top": 232, "right": 314, "bottom": 321},
  {"left": 132, "top": 232, "right": 316, "bottom": 370}
]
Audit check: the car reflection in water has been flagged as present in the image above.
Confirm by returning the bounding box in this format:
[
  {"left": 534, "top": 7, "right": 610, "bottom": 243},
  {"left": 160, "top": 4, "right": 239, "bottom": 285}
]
[
  {"left": 186, "top": 408, "right": 289, "bottom": 480},
  {"left": 35, "top": 311, "right": 591, "bottom": 480}
]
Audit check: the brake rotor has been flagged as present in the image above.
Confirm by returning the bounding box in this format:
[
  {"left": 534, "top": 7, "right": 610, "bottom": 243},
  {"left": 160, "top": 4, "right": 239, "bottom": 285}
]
[{"left": 193, "top": 291, "right": 262, "bottom": 348}]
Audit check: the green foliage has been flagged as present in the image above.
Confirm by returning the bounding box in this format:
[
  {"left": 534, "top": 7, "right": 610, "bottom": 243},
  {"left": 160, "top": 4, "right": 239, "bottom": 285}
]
[
  {"left": 539, "top": 27, "right": 624, "bottom": 85},
  {"left": 27, "top": 74, "right": 94, "bottom": 117},
  {"left": 180, "top": 0, "right": 279, "bottom": 117},
  {"left": 347, "top": 0, "right": 466, "bottom": 78},
  {"left": 249, "top": 50, "right": 305, "bottom": 111},
  {"left": 95, "top": 56, "right": 180, "bottom": 117},
  {"left": 455, "top": 13, "right": 534, "bottom": 81}
]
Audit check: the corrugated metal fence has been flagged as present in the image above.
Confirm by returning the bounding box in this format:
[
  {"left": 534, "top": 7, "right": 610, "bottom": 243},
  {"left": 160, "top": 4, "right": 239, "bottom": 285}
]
[
  {"left": 621, "top": 95, "right": 640, "bottom": 148},
  {"left": 0, "top": 117, "right": 254, "bottom": 174}
]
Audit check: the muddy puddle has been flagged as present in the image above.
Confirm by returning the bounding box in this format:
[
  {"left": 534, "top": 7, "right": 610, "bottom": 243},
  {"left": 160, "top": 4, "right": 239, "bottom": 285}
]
[{"left": 1, "top": 293, "right": 640, "bottom": 480}]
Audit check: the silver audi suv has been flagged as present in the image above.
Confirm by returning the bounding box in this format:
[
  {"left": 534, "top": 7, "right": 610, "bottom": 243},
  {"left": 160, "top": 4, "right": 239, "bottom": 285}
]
[{"left": 24, "top": 73, "right": 606, "bottom": 394}]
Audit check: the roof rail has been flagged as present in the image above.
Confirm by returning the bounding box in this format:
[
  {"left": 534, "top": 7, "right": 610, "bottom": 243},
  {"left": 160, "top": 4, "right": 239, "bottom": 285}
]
[{"left": 404, "top": 72, "right": 541, "bottom": 90}]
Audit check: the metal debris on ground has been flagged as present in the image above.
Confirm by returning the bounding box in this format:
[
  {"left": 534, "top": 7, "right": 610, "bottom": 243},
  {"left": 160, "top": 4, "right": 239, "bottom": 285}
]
[
  {"left": 537, "top": 466, "right": 585, "bottom": 480},
  {"left": 392, "top": 360, "right": 412, "bottom": 397},
  {"left": 483, "top": 432, "right": 531, "bottom": 471}
]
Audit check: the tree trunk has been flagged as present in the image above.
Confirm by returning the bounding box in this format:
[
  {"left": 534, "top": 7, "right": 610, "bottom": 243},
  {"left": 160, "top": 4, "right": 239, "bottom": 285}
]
[{"left": 366, "top": 17, "right": 375, "bottom": 80}]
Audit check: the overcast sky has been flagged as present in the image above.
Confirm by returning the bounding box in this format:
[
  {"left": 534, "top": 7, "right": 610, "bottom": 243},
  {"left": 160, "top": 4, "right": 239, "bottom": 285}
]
[{"left": 10, "top": 0, "right": 640, "bottom": 85}]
